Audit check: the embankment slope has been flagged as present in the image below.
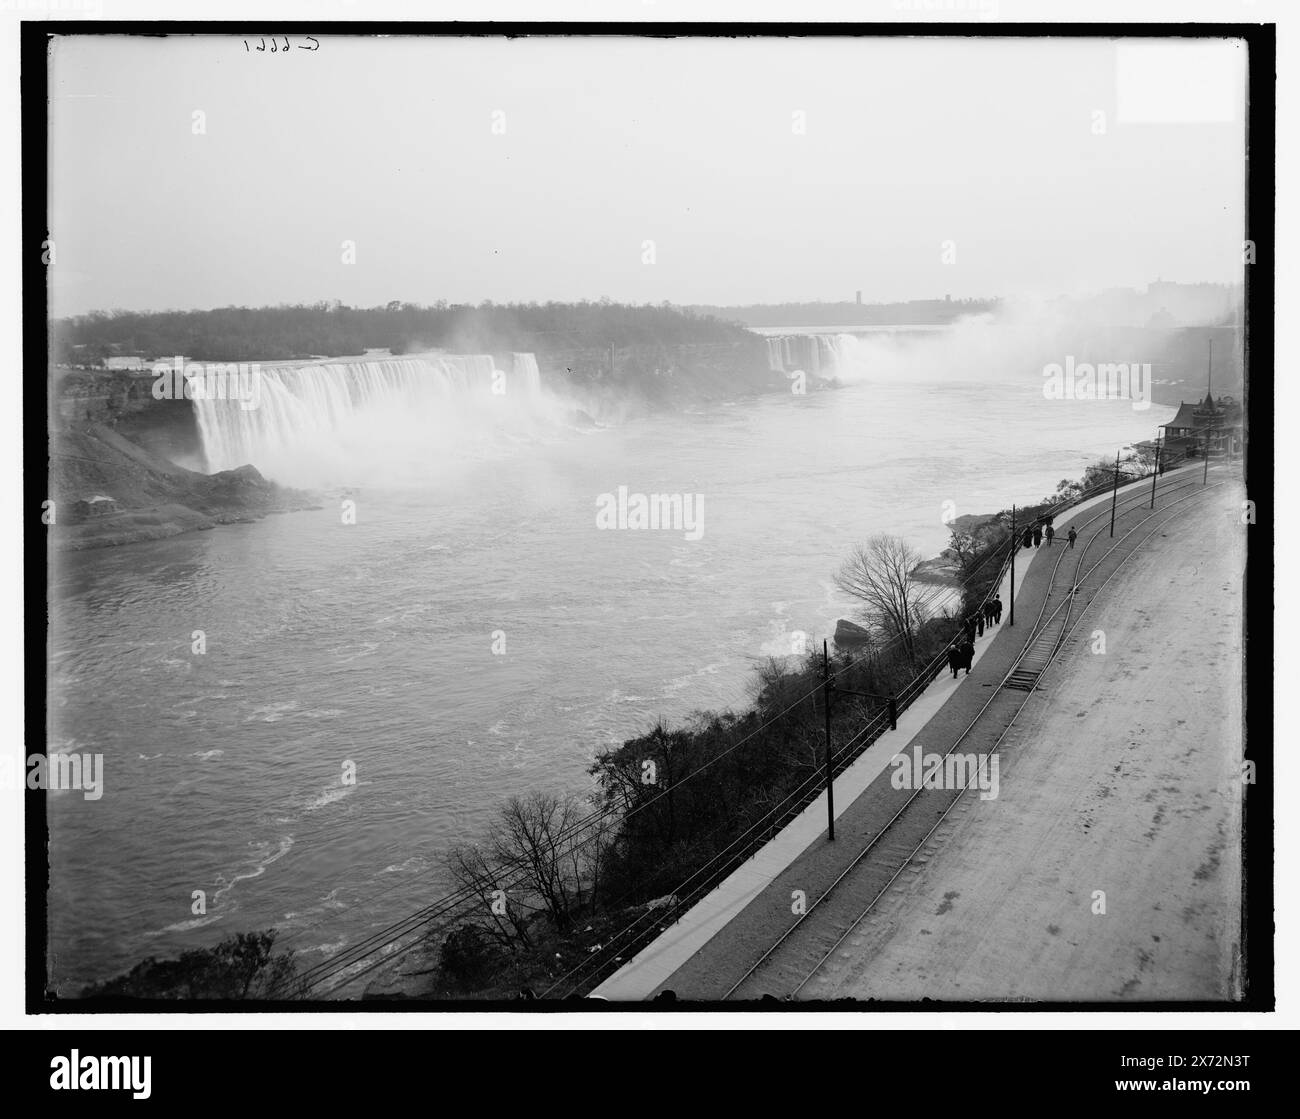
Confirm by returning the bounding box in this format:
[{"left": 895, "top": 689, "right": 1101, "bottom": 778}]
[{"left": 48, "top": 423, "right": 317, "bottom": 550}]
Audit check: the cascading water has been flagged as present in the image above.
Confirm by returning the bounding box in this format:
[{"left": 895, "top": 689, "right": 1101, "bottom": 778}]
[
  {"left": 764, "top": 334, "right": 850, "bottom": 377},
  {"left": 766, "top": 338, "right": 781, "bottom": 372},
  {"left": 190, "top": 353, "right": 548, "bottom": 487},
  {"left": 511, "top": 351, "right": 542, "bottom": 395}
]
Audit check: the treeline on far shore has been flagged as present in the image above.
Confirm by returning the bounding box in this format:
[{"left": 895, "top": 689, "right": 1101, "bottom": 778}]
[
  {"left": 49, "top": 300, "right": 757, "bottom": 365},
  {"left": 687, "top": 296, "right": 999, "bottom": 328}
]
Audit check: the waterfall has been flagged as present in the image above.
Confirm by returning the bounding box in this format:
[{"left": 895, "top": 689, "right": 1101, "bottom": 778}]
[
  {"left": 763, "top": 334, "right": 848, "bottom": 377},
  {"left": 511, "top": 352, "right": 541, "bottom": 395},
  {"left": 817, "top": 335, "right": 840, "bottom": 371},
  {"left": 190, "top": 353, "right": 543, "bottom": 478},
  {"left": 767, "top": 338, "right": 783, "bottom": 372}
]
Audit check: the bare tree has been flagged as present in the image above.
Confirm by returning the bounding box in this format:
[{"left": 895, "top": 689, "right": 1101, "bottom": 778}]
[
  {"left": 489, "top": 791, "right": 587, "bottom": 931},
  {"left": 445, "top": 787, "right": 615, "bottom": 950},
  {"left": 576, "top": 799, "right": 614, "bottom": 915},
  {"left": 834, "top": 533, "right": 933, "bottom": 662},
  {"left": 445, "top": 841, "right": 533, "bottom": 950},
  {"left": 946, "top": 527, "right": 982, "bottom": 575}
]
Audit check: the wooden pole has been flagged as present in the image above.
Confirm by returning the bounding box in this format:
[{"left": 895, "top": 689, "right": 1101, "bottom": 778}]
[
  {"left": 822, "top": 640, "right": 835, "bottom": 841},
  {"left": 1008, "top": 504, "right": 1016, "bottom": 627},
  {"left": 1204, "top": 338, "right": 1213, "bottom": 483},
  {"left": 1150, "top": 432, "right": 1161, "bottom": 509},
  {"left": 1109, "top": 449, "right": 1121, "bottom": 537}
]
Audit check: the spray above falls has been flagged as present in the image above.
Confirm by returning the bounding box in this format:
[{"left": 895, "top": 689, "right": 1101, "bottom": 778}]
[
  {"left": 764, "top": 334, "right": 849, "bottom": 376},
  {"left": 190, "top": 353, "right": 546, "bottom": 486}
]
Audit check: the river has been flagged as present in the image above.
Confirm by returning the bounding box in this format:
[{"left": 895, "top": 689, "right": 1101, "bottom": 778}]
[{"left": 46, "top": 338, "right": 1171, "bottom": 990}]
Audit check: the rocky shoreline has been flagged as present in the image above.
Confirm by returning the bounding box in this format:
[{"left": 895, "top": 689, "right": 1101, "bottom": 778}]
[
  {"left": 834, "top": 512, "right": 1002, "bottom": 648},
  {"left": 912, "top": 512, "right": 1004, "bottom": 586},
  {"left": 48, "top": 423, "right": 319, "bottom": 551}
]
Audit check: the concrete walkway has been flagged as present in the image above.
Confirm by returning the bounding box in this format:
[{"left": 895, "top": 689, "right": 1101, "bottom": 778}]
[{"left": 593, "top": 469, "right": 1194, "bottom": 999}]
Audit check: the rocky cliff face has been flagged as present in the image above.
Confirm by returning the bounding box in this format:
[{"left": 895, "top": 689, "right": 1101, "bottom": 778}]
[
  {"left": 44, "top": 338, "right": 803, "bottom": 549},
  {"left": 52, "top": 369, "right": 204, "bottom": 466},
  {"left": 53, "top": 337, "right": 794, "bottom": 461},
  {"left": 47, "top": 421, "right": 317, "bottom": 551}
]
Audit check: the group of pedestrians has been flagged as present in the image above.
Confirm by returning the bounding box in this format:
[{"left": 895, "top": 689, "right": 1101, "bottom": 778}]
[
  {"left": 947, "top": 593, "right": 1004, "bottom": 678},
  {"left": 1021, "top": 513, "right": 1057, "bottom": 549},
  {"left": 945, "top": 509, "right": 1087, "bottom": 683},
  {"left": 1020, "top": 512, "right": 1079, "bottom": 550}
]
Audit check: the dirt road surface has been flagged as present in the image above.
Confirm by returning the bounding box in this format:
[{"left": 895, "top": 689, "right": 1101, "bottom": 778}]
[{"left": 800, "top": 480, "right": 1246, "bottom": 1002}]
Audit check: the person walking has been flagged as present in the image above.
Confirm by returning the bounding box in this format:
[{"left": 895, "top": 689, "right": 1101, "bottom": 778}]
[
  {"left": 1067, "top": 527, "right": 1077, "bottom": 549},
  {"left": 1021, "top": 527, "right": 1033, "bottom": 549},
  {"left": 1032, "top": 524, "right": 1043, "bottom": 547},
  {"left": 1045, "top": 523, "right": 1055, "bottom": 546},
  {"left": 976, "top": 610, "right": 985, "bottom": 637},
  {"left": 983, "top": 599, "right": 995, "bottom": 626},
  {"left": 992, "top": 595, "right": 1002, "bottom": 624}
]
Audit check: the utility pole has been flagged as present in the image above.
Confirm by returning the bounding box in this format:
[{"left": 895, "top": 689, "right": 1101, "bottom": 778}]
[
  {"left": 1109, "top": 449, "right": 1121, "bottom": 537},
  {"left": 1149, "top": 432, "right": 1161, "bottom": 509},
  {"left": 1204, "top": 338, "right": 1213, "bottom": 485},
  {"left": 822, "top": 640, "right": 835, "bottom": 842},
  {"left": 1008, "top": 504, "right": 1015, "bottom": 627}
]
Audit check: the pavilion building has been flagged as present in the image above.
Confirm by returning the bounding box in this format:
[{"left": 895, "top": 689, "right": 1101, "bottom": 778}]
[{"left": 1160, "top": 390, "right": 1243, "bottom": 458}]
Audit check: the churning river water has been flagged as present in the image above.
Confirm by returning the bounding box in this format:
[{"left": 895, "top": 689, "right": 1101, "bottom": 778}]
[{"left": 46, "top": 350, "right": 1173, "bottom": 990}]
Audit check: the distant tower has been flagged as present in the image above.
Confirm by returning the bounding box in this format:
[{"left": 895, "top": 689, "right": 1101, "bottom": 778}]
[{"left": 855, "top": 290, "right": 862, "bottom": 305}]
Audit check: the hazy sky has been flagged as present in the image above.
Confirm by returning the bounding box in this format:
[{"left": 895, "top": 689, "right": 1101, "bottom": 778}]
[{"left": 48, "top": 34, "right": 1247, "bottom": 316}]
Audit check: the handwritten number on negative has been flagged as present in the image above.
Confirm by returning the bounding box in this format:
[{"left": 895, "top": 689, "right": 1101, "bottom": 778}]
[{"left": 244, "top": 37, "right": 319, "bottom": 53}]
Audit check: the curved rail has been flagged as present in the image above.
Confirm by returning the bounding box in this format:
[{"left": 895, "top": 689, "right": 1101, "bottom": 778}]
[{"left": 720, "top": 470, "right": 1231, "bottom": 1000}]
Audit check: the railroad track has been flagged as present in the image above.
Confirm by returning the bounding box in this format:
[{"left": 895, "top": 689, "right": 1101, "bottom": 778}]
[
  {"left": 720, "top": 466, "right": 1234, "bottom": 1001},
  {"left": 1004, "top": 464, "right": 1207, "bottom": 691}
]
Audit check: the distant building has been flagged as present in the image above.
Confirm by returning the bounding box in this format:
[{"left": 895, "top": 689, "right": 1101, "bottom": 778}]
[
  {"left": 103, "top": 355, "right": 147, "bottom": 371},
  {"left": 855, "top": 290, "right": 862, "bottom": 305},
  {"left": 69, "top": 495, "right": 119, "bottom": 522},
  {"left": 1145, "top": 280, "right": 1241, "bottom": 325},
  {"left": 1160, "top": 390, "right": 1243, "bottom": 458}
]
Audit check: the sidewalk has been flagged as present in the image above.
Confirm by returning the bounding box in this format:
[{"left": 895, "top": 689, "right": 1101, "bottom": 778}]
[{"left": 592, "top": 470, "right": 1188, "bottom": 999}]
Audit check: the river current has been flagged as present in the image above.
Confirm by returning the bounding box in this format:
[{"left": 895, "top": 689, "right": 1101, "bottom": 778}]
[{"left": 46, "top": 344, "right": 1172, "bottom": 989}]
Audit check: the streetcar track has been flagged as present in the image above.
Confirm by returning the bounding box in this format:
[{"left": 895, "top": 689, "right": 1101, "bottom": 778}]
[{"left": 721, "top": 468, "right": 1231, "bottom": 1000}]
